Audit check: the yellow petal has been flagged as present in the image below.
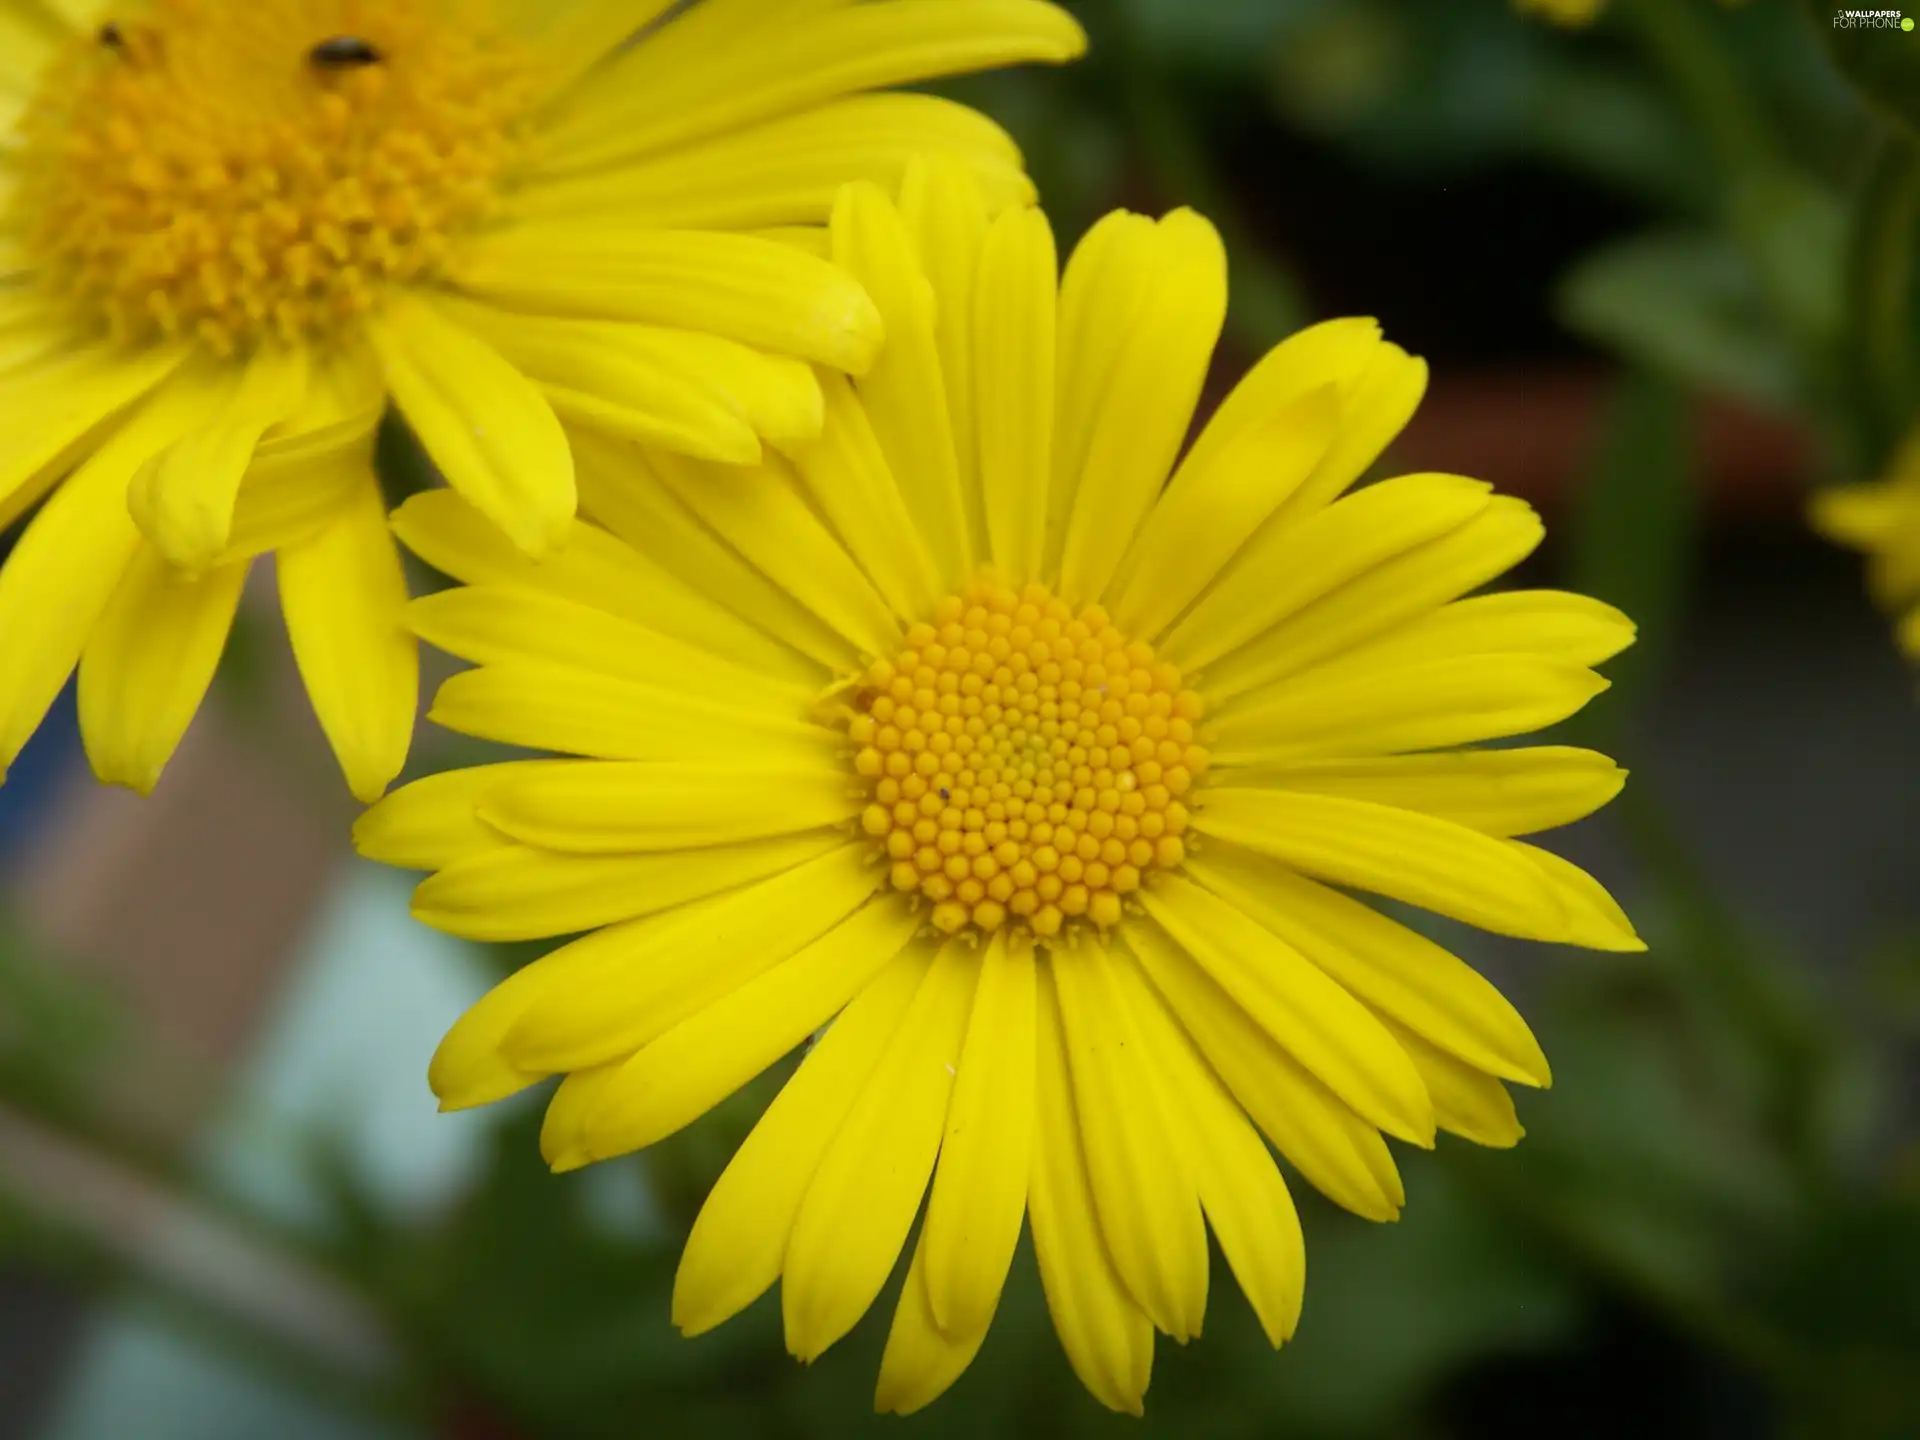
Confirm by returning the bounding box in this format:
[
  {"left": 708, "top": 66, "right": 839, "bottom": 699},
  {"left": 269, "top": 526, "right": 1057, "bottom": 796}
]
[
  {"left": 502, "top": 844, "right": 880, "bottom": 1071},
  {"left": 1139, "top": 873, "right": 1434, "bottom": 1145},
  {"left": 540, "top": 0, "right": 1085, "bottom": 174},
  {"left": 1105, "top": 382, "right": 1339, "bottom": 640},
  {"left": 513, "top": 0, "right": 676, "bottom": 98},
  {"left": 277, "top": 475, "right": 416, "bottom": 803},
  {"left": 351, "top": 760, "right": 552, "bottom": 871},
  {"left": 1268, "top": 339, "right": 1430, "bottom": 528},
  {"left": 369, "top": 293, "right": 574, "bottom": 557},
  {"left": 1112, "top": 948, "right": 1304, "bottom": 1348},
  {"left": 1207, "top": 656, "right": 1611, "bottom": 767},
  {"left": 787, "top": 371, "right": 946, "bottom": 622},
  {"left": 674, "top": 944, "right": 932, "bottom": 1336},
  {"left": 974, "top": 203, "right": 1057, "bottom": 584},
  {"left": 783, "top": 938, "right": 977, "bottom": 1361},
  {"left": 411, "top": 831, "right": 847, "bottom": 943},
  {"left": 389, "top": 488, "right": 820, "bottom": 688},
  {"left": 513, "top": 93, "right": 1029, "bottom": 232},
  {"left": 127, "top": 343, "right": 308, "bottom": 571},
  {"left": 1377, "top": 1014, "right": 1524, "bottom": 1149},
  {"left": 875, "top": 1225, "right": 993, "bottom": 1416},
  {"left": 537, "top": 1061, "right": 624, "bottom": 1172},
  {"left": 476, "top": 758, "right": 860, "bottom": 854},
  {"left": 1184, "top": 845, "right": 1551, "bottom": 1086},
  {"left": 922, "top": 933, "right": 1035, "bottom": 1337},
  {"left": 1051, "top": 942, "right": 1209, "bottom": 1341},
  {"left": 1165, "top": 472, "right": 1493, "bottom": 672},
  {"left": 1510, "top": 840, "right": 1645, "bottom": 951},
  {"left": 0, "top": 366, "right": 223, "bottom": 773},
  {"left": 573, "top": 431, "right": 857, "bottom": 673},
  {"left": 1057, "top": 210, "right": 1226, "bottom": 603},
  {"left": 579, "top": 898, "right": 922, "bottom": 1159},
  {"left": 828, "top": 179, "right": 973, "bottom": 586},
  {"left": 1120, "top": 924, "right": 1404, "bottom": 1221},
  {"left": 1193, "top": 788, "right": 1578, "bottom": 947},
  {"left": 1195, "top": 495, "right": 1546, "bottom": 702},
  {"left": 448, "top": 225, "right": 883, "bottom": 375},
  {"left": 1296, "top": 589, "right": 1637, "bottom": 684},
  {"left": 1241, "top": 747, "right": 1627, "bottom": 838},
  {"left": 1028, "top": 963, "right": 1154, "bottom": 1413},
  {"left": 77, "top": 545, "right": 247, "bottom": 794}
]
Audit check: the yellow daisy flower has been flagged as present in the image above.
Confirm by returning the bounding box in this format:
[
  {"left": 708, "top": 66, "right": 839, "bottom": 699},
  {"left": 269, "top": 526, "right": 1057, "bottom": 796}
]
[
  {"left": 357, "top": 170, "right": 1643, "bottom": 1414},
  {"left": 1813, "top": 434, "right": 1920, "bottom": 658},
  {"left": 0, "top": 0, "right": 1082, "bottom": 800}
]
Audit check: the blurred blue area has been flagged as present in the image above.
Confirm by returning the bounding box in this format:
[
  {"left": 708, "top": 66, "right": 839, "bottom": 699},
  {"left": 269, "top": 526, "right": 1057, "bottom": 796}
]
[{"left": 0, "top": 681, "right": 80, "bottom": 869}]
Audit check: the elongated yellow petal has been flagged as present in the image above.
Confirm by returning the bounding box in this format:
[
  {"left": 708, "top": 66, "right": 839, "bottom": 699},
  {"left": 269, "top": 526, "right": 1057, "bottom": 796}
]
[
  {"left": 428, "top": 929, "right": 612, "bottom": 1110},
  {"left": 1195, "top": 788, "right": 1581, "bottom": 947},
  {"left": 1120, "top": 925, "right": 1404, "bottom": 1221},
  {"left": 540, "top": 0, "right": 1085, "bottom": 174},
  {"left": 1112, "top": 949, "right": 1304, "bottom": 1348},
  {"left": 787, "top": 372, "right": 946, "bottom": 622},
  {"left": 829, "top": 180, "right": 972, "bottom": 586},
  {"left": 513, "top": 93, "right": 1029, "bottom": 232},
  {"left": 407, "top": 583, "right": 812, "bottom": 713},
  {"left": 1184, "top": 845, "right": 1550, "bottom": 1086},
  {"left": 875, "top": 1225, "right": 993, "bottom": 1415},
  {"left": 1029, "top": 964, "right": 1154, "bottom": 1414},
  {"left": 784, "top": 939, "right": 977, "bottom": 1361},
  {"left": 1207, "top": 657, "right": 1610, "bottom": 766},
  {"left": 0, "top": 340, "right": 190, "bottom": 517},
  {"left": 537, "top": 1062, "right": 624, "bottom": 1173},
  {"left": 77, "top": 545, "right": 246, "bottom": 794},
  {"left": 1051, "top": 943, "right": 1208, "bottom": 1341},
  {"left": 1296, "top": 590, "right": 1637, "bottom": 684},
  {"left": 579, "top": 899, "right": 921, "bottom": 1159},
  {"left": 277, "top": 476, "right": 415, "bottom": 803},
  {"left": 0, "top": 367, "right": 223, "bottom": 774},
  {"left": 1140, "top": 874, "right": 1434, "bottom": 1145},
  {"left": 502, "top": 844, "right": 880, "bottom": 1071},
  {"left": 1197, "top": 495, "right": 1546, "bottom": 701},
  {"left": 1377, "top": 1014, "right": 1523, "bottom": 1148},
  {"left": 1165, "top": 472, "right": 1493, "bottom": 671},
  {"left": 644, "top": 447, "right": 903, "bottom": 659},
  {"left": 127, "top": 344, "right": 307, "bottom": 571},
  {"left": 351, "top": 760, "right": 553, "bottom": 870},
  {"left": 390, "top": 489, "right": 820, "bottom": 687},
  {"left": 1240, "top": 747, "right": 1626, "bottom": 838},
  {"left": 1057, "top": 211, "right": 1226, "bottom": 603},
  {"left": 922, "top": 933, "right": 1035, "bottom": 1337},
  {"left": 674, "top": 946, "right": 931, "bottom": 1337},
  {"left": 573, "top": 432, "right": 857, "bottom": 673},
  {"left": 223, "top": 435, "right": 369, "bottom": 564},
  {"left": 369, "top": 293, "right": 574, "bottom": 556},
  {"left": 477, "top": 759, "right": 859, "bottom": 854},
  {"left": 448, "top": 225, "right": 884, "bottom": 375},
  {"left": 1268, "top": 340, "right": 1430, "bottom": 528},
  {"left": 1510, "top": 840, "right": 1645, "bottom": 951},
  {"left": 513, "top": 0, "right": 677, "bottom": 98},
  {"left": 412, "top": 831, "right": 847, "bottom": 942},
  {"left": 974, "top": 204, "right": 1057, "bottom": 584},
  {"left": 900, "top": 156, "right": 992, "bottom": 512},
  {"left": 1106, "top": 383, "right": 1339, "bottom": 640}
]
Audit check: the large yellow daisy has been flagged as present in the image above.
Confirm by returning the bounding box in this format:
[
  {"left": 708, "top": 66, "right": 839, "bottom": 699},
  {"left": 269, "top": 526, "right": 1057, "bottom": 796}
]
[
  {"left": 0, "top": 0, "right": 1081, "bottom": 799},
  {"left": 357, "top": 170, "right": 1643, "bottom": 1414},
  {"left": 1813, "top": 433, "right": 1920, "bottom": 660}
]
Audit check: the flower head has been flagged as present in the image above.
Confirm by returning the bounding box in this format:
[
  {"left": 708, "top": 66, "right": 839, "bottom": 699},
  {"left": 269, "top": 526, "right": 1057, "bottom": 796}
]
[
  {"left": 1813, "top": 433, "right": 1920, "bottom": 658},
  {"left": 359, "top": 170, "right": 1642, "bottom": 1414},
  {"left": 0, "top": 0, "right": 1082, "bottom": 799}
]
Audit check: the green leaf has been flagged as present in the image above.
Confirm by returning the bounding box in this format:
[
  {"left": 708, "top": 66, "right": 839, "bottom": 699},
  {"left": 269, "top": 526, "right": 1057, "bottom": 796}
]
[{"left": 1557, "top": 230, "right": 1801, "bottom": 408}]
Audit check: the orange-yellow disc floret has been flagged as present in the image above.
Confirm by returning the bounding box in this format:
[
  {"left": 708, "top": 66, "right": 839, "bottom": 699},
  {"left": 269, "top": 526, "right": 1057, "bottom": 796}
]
[
  {"left": 11, "top": 0, "right": 532, "bottom": 354},
  {"left": 849, "top": 580, "right": 1208, "bottom": 940}
]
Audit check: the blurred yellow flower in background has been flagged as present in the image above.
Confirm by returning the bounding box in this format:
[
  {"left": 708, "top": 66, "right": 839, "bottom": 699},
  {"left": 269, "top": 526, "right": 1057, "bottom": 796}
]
[
  {"left": 358, "top": 170, "right": 1642, "bottom": 1415},
  {"left": 1813, "top": 433, "right": 1920, "bottom": 658},
  {"left": 0, "top": 0, "right": 1081, "bottom": 800},
  {"left": 1515, "top": 0, "right": 1607, "bottom": 27}
]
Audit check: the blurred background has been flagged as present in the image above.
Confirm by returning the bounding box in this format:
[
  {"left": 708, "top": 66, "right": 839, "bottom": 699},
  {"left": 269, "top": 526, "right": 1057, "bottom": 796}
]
[{"left": 3, "top": 0, "right": 1919, "bottom": 1436}]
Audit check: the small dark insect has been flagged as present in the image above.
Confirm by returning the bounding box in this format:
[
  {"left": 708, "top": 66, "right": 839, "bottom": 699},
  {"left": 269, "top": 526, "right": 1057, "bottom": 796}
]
[
  {"left": 939, "top": 788, "right": 951, "bottom": 800},
  {"left": 97, "top": 21, "right": 124, "bottom": 49},
  {"left": 309, "top": 36, "right": 382, "bottom": 68}
]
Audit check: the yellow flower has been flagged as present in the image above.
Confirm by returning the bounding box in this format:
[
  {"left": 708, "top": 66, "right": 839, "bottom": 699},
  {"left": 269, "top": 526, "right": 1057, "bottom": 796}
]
[
  {"left": 0, "top": 0, "right": 1082, "bottom": 800},
  {"left": 1813, "top": 435, "right": 1920, "bottom": 658},
  {"left": 357, "top": 170, "right": 1643, "bottom": 1415}
]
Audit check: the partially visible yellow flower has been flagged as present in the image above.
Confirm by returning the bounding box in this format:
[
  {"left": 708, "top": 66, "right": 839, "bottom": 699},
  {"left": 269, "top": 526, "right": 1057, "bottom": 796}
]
[
  {"left": 1516, "top": 0, "right": 1606, "bottom": 26},
  {"left": 358, "top": 169, "right": 1641, "bottom": 1414},
  {"left": 0, "top": 0, "right": 1082, "bottom": 800},
  {"left": 1813, "top": 434, "right": 1920, "bottom": 657}
]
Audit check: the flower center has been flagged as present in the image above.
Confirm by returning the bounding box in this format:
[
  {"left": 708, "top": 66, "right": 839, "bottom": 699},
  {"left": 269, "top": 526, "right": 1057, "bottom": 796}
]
[
  {"left": 849, "top": 580, "right": 1209, "bottom": 940},
  {"left": 11, "top": 1, "right": 533, "bottom": 354}
]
